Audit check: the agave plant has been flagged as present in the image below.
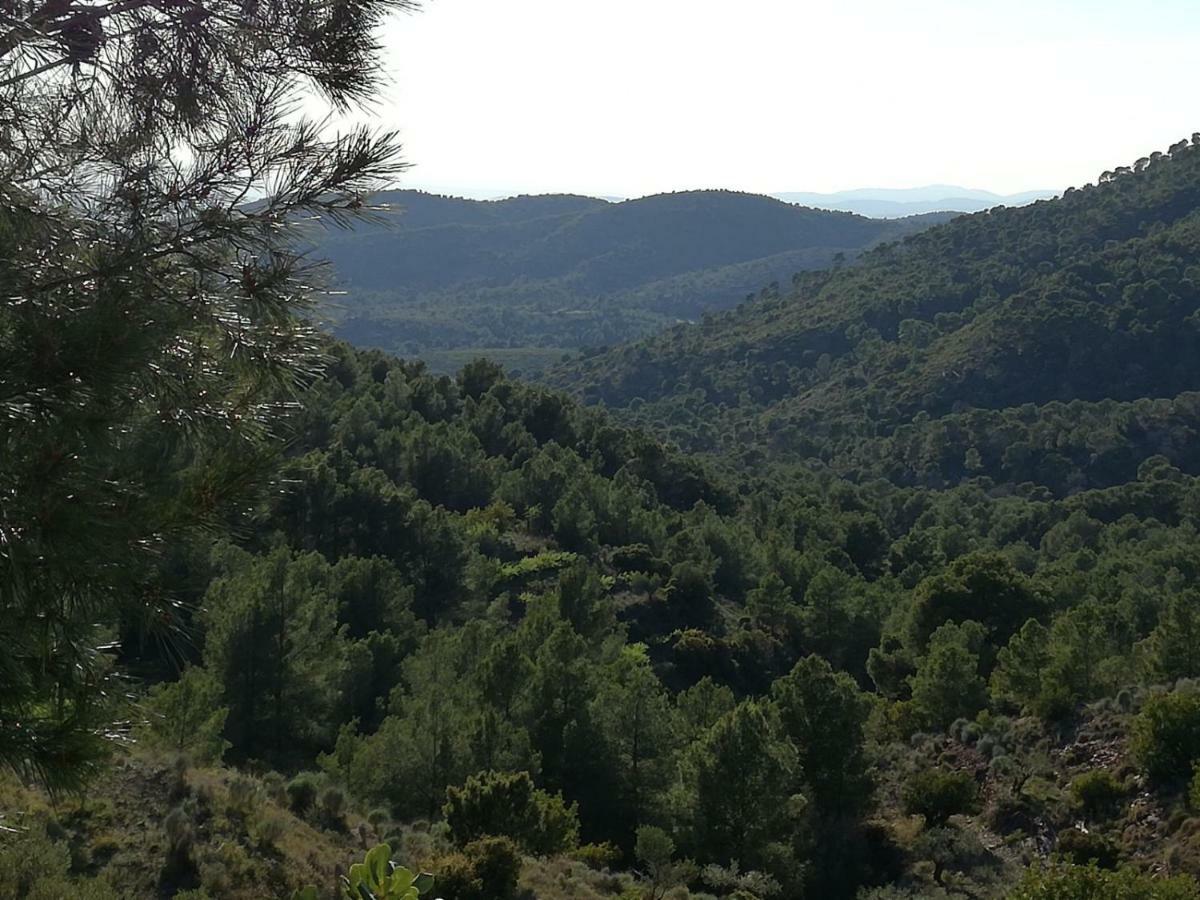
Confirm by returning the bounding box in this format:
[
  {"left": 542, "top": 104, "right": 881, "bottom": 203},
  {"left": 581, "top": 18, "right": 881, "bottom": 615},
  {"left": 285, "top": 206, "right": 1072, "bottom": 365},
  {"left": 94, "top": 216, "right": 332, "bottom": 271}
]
[{"left": 292, "top": 843, "right": 435, "bottom": 900}]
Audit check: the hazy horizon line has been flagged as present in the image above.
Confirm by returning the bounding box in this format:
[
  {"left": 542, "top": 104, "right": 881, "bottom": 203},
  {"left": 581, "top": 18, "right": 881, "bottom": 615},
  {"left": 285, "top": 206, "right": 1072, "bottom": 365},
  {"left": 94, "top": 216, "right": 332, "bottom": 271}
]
[{"left": 386, "top": 183, "right": 1063, "bottom": 204}]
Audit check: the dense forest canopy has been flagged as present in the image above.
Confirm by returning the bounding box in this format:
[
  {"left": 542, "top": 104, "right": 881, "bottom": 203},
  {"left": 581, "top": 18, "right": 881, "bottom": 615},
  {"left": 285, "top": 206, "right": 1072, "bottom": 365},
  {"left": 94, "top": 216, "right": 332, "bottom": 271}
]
[
  {"left": 311, "top": 189, "right": 949, "bottom": 368},
  {"left": 88, "top": 326, "right": 1200, "bottom": 898}
]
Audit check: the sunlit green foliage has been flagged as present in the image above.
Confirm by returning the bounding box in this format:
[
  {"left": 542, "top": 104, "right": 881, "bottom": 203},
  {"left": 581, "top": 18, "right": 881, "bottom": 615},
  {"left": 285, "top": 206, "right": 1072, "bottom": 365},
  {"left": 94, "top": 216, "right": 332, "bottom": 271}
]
[{"left": 1009, "top": 864, "right": 1200, "bottom": 899}]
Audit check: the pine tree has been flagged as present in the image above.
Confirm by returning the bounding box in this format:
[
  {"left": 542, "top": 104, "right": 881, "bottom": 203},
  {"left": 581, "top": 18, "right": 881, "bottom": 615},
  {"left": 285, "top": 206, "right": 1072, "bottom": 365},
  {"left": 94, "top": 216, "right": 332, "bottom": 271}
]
[
  {"left": 591, "top": 644, "right": 681, "bottom": 832},
  {"left": 138, "top": 666, "right": 230, "bottom": 764},
  {"left": 1042, "top": 601, "right": 1119, "bottom": 710},
  {"left": 681, "top": 700, "right": 799, "bottom": 871},
  {"left": 746, "top": 572, "right": 798, "bottom": 638},
  {"left": 0, "top": 0, "right": 416, "bottom": 788},
  {"left": 772, "top": 654, "right": 872, "bottom": 817},
  {"left": 909, "top": 621, "right": 988, "bottom": 730},
  {"left": 990, "top": 618, "right": 1052, "bottom": 714},
  {"left": 202, "top": 548, "right": 348, "bottom": 762},
  {"left": 1139, "top": 592, "right": 1200, "bottom": 682},
  {"left": 676, "top": 676, "right": 737, "bottom": 741}
]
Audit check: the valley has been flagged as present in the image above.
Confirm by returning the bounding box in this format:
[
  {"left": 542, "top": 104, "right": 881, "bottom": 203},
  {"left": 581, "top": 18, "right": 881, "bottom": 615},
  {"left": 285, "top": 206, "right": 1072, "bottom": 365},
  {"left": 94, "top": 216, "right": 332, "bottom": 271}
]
[{"left": 311, "top": 189, "right": 951, "bottom": 370}]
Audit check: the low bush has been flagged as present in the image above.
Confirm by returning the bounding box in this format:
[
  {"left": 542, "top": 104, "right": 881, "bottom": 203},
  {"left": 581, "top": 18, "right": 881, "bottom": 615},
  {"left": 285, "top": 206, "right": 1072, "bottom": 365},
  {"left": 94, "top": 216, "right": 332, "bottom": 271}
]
[
  {"left": 162, "top": 805, "right": 198, "bottom": 885},
  {"left": 286, "top": 773, "right": 320, "bottom": 818},
  {"left": 433, "top": 836, "right": 521, "bottom": 900},
  {"left": 226, "top": 774, "right": 258, "bottom": 818},
  {"left": 249, "top": 811, "right": 287, "bottom": 850},
  {"left": 444, "top": 770, "right": 579, "bottom": 855},
  {"left": 0, "top": 830, "right": 120, "bottom": 900},
  {"left": 901, "top": 768, "right": 979, "bottom": 826},
  {"left": 1056, "top": 828, "right": 1119, "bottom": 869},
  {"left": 1070, "top": 770, "right": 1126, "bottom": 819},
  {"left": 571, "top": 842, "right": 622, "bottom": 870},
  {"left": 261, "top": 772, "right": 288, "bottom": 806},
  {"left": 317, "top": 785, "right": 348, "bottom": 831},
  {"left": 1010, "top": 862, "right": 1199, "bottom": 899}
]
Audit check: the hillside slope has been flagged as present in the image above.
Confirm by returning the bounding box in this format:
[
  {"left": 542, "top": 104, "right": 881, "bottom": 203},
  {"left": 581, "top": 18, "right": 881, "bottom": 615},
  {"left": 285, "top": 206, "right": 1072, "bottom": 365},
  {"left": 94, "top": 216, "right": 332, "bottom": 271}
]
[
  {"left": 18, "top": 342, "right": 1200, "bottom": 898},
  {"left": 311, "top": 190, "right": 949, "bottom": 366},
  {"left": 552, "top": 139, "right": 1200, "bottom": 494}
]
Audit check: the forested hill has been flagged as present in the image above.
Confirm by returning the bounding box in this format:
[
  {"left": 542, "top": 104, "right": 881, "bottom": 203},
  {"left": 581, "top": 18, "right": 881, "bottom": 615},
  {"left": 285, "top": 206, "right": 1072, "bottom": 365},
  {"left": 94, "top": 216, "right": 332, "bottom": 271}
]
[
  {"left": 311, "top": 189, "right": 949, "bottom": 365},
  {"left": 56, "top": 340, "right": 1200, "bottom": 899},
  {"left": 552, "top": 138, "right": 1200, "bottom": 494}
]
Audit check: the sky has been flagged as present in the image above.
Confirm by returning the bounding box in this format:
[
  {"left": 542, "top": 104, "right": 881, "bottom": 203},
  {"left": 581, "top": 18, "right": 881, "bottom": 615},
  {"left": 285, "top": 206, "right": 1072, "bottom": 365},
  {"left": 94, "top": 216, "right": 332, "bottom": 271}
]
[{"left": 314, "top": 0, "right": 1200, "bottom": 199}]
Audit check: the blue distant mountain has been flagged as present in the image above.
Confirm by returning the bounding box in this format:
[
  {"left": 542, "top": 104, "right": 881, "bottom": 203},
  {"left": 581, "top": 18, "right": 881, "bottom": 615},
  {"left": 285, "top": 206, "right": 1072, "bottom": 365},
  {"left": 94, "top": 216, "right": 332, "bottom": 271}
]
[
  {"left": 770, "top": 185, "right": 1058, "bottom": 218},
  {"left": 407, "top": 184, "right": 1057, "bottom": 218}
]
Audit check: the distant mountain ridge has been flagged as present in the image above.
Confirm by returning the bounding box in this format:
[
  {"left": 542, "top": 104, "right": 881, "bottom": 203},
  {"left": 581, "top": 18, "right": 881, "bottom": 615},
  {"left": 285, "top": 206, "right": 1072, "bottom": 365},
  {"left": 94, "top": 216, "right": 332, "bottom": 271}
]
[
  {"left": 312, "top": 189, "right": 951, "bottom": 369},
  {"left": 550, "top": 139, "right": 1200, "bottom": 494},
  {"left": 770, "top": 185, "right": 1058, "bottom": 218}
]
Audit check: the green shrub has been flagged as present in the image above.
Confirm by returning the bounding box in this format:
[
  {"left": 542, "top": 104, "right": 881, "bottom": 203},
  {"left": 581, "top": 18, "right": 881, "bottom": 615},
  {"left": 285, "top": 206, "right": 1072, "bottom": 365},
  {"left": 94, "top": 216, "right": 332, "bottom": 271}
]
[
  {"left": 1189, "top": 767, "right": 1200, "bottom": 812},
  {"left": 1056, "top": 828, "right": 1120, "bottom": 869},
  {"left": 1010, "top": 862, "right": 1200, "bottom": 899},
  {"left": 610, "top": 543, "right": 665, "bottom": 574},
  {"left": 0, "top": 830, "right": 120, "bottom": 900},
  {"left": 571, "top": 842, "right": 622, "bottom": 870},
  {"left": 139, "top": 667, "right": 230, "bottom": 765},
  {"left": 261, "top": 771, "right": 288, "bottom": 806},
  {"left": 225, "top": 774, "right": 258, "bottom": 817},
  {"left": 637, "top": 825, "right": 702, "bottom": 898},
  {"left": 498, "top": 551, "right": 578, "bottom": 584},
  {"left": 1070, "top": 770, "right": 1126, "bottom": 818},
  {"left": 531, "top": 787, "right": 580, "bottom": 855},
  {"left": 369, "top": 807, "right": 392, "bottom": 828},
  {"left": 249, "top": 810, "right": 286, "bottom": 850},
  {"left": 197, "top": 841, "right": 254, "bottom": 897},
  {"left": 1132, "top": 690, "right": 1200, "bottom": 780},
  {"left": 318, "top": 785, "right": 348, "bottom": 831},
  {"left": 701, "top": 862, "right": 781, "bottom": 899},
  {"left": 286, "top": 772, "right": 321, "bottom": 818},
  {"left": 430, "top": 852, "right": 479, "bottom": 900},
  {"left": 432, "top": 837, "right": 521, "bottom": 900},
  {"left": 901, "top": 768, "right": 979, "bottom": 826},
  {"left": 989, "top": 754, "right": 1020, "bottom": 780},
  {"left": 444, "top": 770, "right": 579, "bottom": 855},
  {"left": 466, "top": 838, "right": 522, "bottom": 897},
  {"left": 911, "top": 826, "right": 989, "bottom": 893}
]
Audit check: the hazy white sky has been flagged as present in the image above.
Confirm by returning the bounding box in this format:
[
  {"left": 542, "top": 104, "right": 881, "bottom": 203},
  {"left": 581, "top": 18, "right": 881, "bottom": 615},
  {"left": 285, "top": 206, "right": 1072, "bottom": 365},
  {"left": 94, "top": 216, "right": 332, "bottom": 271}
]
[{"left": 325, "top": 0, "right": 1200, "bottom": 198}]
